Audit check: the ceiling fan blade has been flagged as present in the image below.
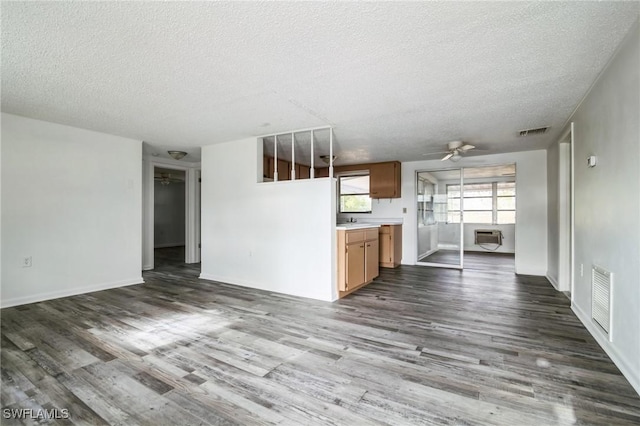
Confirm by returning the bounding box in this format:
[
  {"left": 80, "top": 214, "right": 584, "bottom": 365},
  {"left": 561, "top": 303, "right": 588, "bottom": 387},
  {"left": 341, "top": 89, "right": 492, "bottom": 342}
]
[
  {"left": 441, "top": 152, "right": 454, "bottom": 161},
  {"left": 422, "top": 150, "right": 449, "bottom": 156},
  {"left": 459, "top": 144, "right": 475, "bottom": 152}
]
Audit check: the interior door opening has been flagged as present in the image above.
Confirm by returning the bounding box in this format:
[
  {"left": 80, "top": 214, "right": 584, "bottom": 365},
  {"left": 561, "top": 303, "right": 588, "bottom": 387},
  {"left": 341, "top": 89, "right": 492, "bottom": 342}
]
[
  {"left": 416, "top": 168, "right": 463, "bottom": 269},
  {"left": 416, "top": 164, "right": 516, "bottom": 272},
  {"left": 153, "top": 167, "right": 187, "bottom": 268}
]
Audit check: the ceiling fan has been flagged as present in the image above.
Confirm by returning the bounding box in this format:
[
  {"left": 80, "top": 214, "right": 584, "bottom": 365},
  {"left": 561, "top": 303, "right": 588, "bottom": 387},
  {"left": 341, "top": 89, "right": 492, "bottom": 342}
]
[
  {"left": 423, "top": 141, "right": 476, "bottom": 162},
  {"left": 154, "top": 172, "right": 183, "bottom": 186}
]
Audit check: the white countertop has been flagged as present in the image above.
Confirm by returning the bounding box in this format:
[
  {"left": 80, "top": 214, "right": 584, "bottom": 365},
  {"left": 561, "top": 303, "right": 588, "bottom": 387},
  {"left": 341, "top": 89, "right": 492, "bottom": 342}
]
[
  {"left": 336, "top": 218, "right": 403, "bottom": 230},
  {"left": 335, "top": 223, "right": 382, "bottom": 230}
]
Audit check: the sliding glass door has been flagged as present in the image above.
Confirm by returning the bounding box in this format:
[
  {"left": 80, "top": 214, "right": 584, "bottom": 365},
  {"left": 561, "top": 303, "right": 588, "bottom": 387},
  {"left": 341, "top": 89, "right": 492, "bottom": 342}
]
[
  {"left": 416, "top": 164, "right": 517, "bottom": 270},
  {"left": 416, "top": 168, "right": 463, "bottom": 269}
]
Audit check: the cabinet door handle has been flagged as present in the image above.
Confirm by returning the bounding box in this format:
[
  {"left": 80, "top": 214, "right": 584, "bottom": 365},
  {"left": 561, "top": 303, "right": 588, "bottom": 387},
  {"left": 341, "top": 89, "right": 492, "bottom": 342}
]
[
  {"left": 366, "top": 244, "right": 371, "bottom": 247},
  {"left": 360, "top": 245, "right": 364, "bottom": 248}
]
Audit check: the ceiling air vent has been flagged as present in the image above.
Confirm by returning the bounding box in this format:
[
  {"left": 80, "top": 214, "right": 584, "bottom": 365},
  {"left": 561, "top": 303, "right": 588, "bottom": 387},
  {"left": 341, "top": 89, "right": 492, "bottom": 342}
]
[{"left": 518, "top": 126, "right": 549, "bottom": 137}]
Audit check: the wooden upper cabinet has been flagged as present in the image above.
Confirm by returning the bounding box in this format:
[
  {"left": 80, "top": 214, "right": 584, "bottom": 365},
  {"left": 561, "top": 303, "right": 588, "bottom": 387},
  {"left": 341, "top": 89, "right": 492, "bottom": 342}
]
[
  {"left": 275, "top": 159, "right": 290, "bottom": 181},
  {"left": 316, "top": 167, "right": 329, "bottom": 178},
  {"left": 370, "top": 161, "right": 401, "bottom": 198},
  {"left": 296, "top": 164, "right": 310, "bottom": 179},
  {"left": 263, "top": 156, "right": 274, "bottom": 179}
]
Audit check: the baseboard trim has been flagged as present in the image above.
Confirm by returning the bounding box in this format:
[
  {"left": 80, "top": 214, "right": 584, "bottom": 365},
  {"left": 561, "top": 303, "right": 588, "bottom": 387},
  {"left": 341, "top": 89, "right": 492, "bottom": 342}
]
[
  {"left": 546, "top": 274, "right": 559, "bottom": 290},
  {"left": 142, "top": 264, "right": 153, "bottom": 271},
  {"left": 514, "top": 268, "right": 546, "bottom": 276},
  {"left": 0, "top": 277, "right": 144, "bottom": 309},
  {"left": 418, "top": 248, "right": 438, "bottom": 260},
  {"left": 572, "top": 302, "right": 640, "bottom": 396},
  {"left": 154, "top": 243, "right": 185, "bottom": 249},
  {"left": 198, "top": 273, "right": 333, "bottom": 302}
]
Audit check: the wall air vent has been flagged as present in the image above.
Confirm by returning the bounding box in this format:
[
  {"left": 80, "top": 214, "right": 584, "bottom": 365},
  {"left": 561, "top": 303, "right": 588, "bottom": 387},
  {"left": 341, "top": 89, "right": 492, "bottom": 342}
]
[
  {"left": 592, "top": 264, "right": 613, "bottom": 340},
  {"left": 518, "top": 127, "right": 549, "bottom": 137}
]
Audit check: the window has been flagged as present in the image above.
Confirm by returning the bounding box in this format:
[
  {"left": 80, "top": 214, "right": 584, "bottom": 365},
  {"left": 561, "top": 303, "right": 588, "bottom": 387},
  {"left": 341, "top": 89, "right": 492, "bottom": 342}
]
[
  {"left": 447, "top": 181, "right": 515, "bottom": 224},
  {"left": 339, "top": 174, "right": 371, "bottom": 213}
]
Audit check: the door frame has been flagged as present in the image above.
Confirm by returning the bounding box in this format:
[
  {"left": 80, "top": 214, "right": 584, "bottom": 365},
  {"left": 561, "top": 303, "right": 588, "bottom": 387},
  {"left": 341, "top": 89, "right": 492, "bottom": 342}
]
[
  {"left": 550, "top": 123, "right": 574, "bottom": 293},
  {"left": 415, "top": 167, "right": 464, "bottom": 270},
  {"left": 143, "top": 157, "right": 201, "bottom": 270}
]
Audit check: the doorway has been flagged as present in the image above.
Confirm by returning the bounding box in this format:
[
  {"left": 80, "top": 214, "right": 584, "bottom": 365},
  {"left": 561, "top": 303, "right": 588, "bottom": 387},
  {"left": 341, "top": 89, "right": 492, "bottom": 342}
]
[
  {"left": 143, "top": 159, "right": 200, "bottom": 272},
  {"left": 416, "top": 164, "right": 516, "bottom": 271},
  {"left": 417, "top": 168, "right": 463, "bottom": 268},
  {"left": 153, "top": 167, "right": 186, "bottom": 268}
]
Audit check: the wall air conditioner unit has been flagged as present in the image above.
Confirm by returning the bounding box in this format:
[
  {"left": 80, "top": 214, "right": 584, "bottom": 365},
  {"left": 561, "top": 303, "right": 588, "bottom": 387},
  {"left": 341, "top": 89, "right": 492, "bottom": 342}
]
[{"left": 474, "top": 229, "right": 502, "bottom": 245}]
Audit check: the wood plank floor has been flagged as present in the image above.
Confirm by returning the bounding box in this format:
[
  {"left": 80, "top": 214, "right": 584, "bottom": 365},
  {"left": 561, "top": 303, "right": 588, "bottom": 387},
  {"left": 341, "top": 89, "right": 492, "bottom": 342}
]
[
  {"left": 419, "top": 250, "right": 515, "bottom": 272},
  {"left": 2, "top": 251, "right": 639, "bottom": 425}
]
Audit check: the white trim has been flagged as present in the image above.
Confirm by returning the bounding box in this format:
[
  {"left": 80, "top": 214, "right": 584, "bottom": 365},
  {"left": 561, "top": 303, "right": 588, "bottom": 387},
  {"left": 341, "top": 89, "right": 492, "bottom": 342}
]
[
  {"left": 514, "top": 268, "right": 547, "bottom": 276},
  {"left": 142, "top": 158, "right": 155, "bottom": 270},
  {"left": 185, "top": 168, "right": 199, "bottom": 264},
  {"left": 418, "top": 247, "right": 439, "bottom": 260},
  {"left": 154, "top": 243, "right": 185, "bottom": 248},
  {"left": 557, "top": 141, "right": 571, "bottom": 291},
  {"left": 149, "top": 155, "right": 201, "bottom": 168},
  {"left": 258, "top": 125, "right": 331, "bottom": 139},
  {"left": 0, "top": 278, "right": 144, "bottom": 309},
  {"left": 195, "top": 170, "right": 201, "bottom": 263},
  {"left": 569, "top": 122, "right": 576, "bottom": 300},
  {"left": 572, "top": 302, "right": 640, "bottom": 396}
]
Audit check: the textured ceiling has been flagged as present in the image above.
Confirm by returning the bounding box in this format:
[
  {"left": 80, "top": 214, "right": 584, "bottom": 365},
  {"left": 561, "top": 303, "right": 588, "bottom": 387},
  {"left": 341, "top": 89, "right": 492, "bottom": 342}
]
[{"left": 2, "top": 2, "right": 639, "bottom": 165}]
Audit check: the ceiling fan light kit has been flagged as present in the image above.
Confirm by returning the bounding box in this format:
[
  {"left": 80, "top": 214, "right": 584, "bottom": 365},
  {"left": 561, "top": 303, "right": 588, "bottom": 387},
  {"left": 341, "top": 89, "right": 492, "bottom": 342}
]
[
  {"left": 168, "top": 150, "right": 188, "bottom": 160},
  {"left": 320, "top": 155, "right": 336, "bottom": 165},
  {"left": 434, "top": 140, "right": 476, "bottom": 162}
]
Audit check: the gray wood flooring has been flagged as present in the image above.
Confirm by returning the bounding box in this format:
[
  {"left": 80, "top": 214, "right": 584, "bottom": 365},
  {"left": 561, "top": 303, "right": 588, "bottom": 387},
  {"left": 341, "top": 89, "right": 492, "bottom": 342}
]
[{"left": 2, "top": 249, "right": 639, "bottom": 425}]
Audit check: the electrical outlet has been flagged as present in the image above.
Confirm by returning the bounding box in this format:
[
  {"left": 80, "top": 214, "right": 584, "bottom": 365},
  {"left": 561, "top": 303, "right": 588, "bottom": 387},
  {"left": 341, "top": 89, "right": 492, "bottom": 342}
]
[
  {"left": 402, "top": 207, "right": 407, "bottom": 213},
  {"left": 22, "top": 256, "right": 32, "bottom": 268}
]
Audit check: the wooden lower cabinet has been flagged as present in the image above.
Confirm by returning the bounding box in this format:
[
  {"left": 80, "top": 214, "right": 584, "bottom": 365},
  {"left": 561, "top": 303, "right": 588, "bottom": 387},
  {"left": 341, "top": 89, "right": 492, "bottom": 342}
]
[
  {"left": 346, "top": 242, "right": 365, "bottom": 288},
  {"left": 365, "top": 238, "right": 379, "bottom": 281},
  {"left": 379, "top": 224, "right": 402, "bottom": 268},
  {"left": 338, "top": 227, "right": 379, "bottom": 297}
]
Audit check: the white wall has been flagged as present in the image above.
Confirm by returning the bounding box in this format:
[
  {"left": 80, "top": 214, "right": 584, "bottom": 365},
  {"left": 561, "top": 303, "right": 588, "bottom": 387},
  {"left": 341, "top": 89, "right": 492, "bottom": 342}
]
[
  {"left": 562, "top": 20, "right": 639, "bottom": 394},
  {"left": 154, "top": 181, "right": 186, "bottom": 247},
  {"left": 461, "top": 224, "right": 514, "bottom": 253},
  {"left": 1, "top": 113, "right": 143, "bottom": 307},
  {"left": 200, "top": 137, "right": 336, "bottom": 302}
]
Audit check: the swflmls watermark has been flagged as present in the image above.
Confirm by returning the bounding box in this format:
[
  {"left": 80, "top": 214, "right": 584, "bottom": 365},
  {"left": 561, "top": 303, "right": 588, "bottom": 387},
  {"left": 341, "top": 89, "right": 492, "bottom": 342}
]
[{"left": 2, "top": 408, "right": 70, "bottom": 420}]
